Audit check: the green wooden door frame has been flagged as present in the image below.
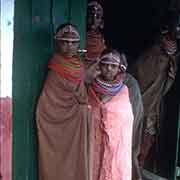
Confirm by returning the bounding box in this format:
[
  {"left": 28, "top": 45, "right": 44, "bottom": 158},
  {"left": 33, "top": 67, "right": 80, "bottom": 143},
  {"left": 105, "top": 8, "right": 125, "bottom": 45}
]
[
  {"left": 13, "top": 0, "right": 87, "bottom": 179},
  {"left": 173, "top": 106, "right": 180, "bottom": 180},
  {"left": 13, "top": 0, "right": 53, "bottom": 179}
]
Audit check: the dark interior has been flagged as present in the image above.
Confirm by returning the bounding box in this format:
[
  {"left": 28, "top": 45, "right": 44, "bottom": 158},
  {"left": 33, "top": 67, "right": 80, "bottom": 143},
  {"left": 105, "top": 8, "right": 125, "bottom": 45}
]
[
  {"left": 88, "top": 0, "right": 180, "bottom": 179},
  {"left": 103, "top": 0, "right": 174, "bottom": 60}
]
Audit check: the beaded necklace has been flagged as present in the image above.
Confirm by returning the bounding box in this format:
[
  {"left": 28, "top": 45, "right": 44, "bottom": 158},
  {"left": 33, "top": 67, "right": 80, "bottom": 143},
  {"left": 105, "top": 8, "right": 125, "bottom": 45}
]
[
  {"left": 161, "top": 35, "right": 177, "bottom": 55},
  {"left": 92, "top": 76, "right": 124, "bottom": 96},
  {"left": 48, "top": 54, "right": 84, "bottom": 84}
]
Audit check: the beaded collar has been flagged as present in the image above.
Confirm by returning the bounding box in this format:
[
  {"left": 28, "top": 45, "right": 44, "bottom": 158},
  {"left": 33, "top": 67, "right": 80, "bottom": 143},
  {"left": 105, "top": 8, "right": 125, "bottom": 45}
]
[{"left": 92, "top": 76, "right": 124, "bottom": 96}]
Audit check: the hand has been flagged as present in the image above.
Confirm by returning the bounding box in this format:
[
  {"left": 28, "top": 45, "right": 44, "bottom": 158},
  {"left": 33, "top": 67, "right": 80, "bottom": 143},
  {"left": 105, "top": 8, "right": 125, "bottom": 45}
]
[
  {"left": 85, "top": 58, "right": 101, "bottom": 83},
  {"left": 138, "top": 133, "right": 155, "bottom": 167}
]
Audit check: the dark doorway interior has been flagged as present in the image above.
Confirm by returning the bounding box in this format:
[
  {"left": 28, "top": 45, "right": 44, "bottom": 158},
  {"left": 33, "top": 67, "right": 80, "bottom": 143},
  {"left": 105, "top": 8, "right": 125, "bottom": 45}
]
[
  {"left": 103, "top": 0, "right": 171, "bottom": 60},
  {"left": 87, "top": 0, "right": 180, "bottom": 179}
]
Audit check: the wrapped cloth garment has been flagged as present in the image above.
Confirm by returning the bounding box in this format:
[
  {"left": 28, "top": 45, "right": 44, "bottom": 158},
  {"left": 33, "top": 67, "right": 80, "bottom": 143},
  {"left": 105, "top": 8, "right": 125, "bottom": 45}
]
[
  {"left": 133, "top": 44, "right": 178, "bottom": 135},
  {"left": 86, "top": 31, "right": 106, "bottom": 62},
  {"left": 84, "top": 31, "right": 106, "bottom": 83},
  {"left": 88, "top": 85, "right": 134, "bottom": 180},
  {"left": 36, "top": 54, "right": 90, "bottom": 180},
  {"left": 124, "top": 73, "right": 144, "bottom": 180},
  {"left": 132, "top": 44, "right": 178, "bottom": 165}
]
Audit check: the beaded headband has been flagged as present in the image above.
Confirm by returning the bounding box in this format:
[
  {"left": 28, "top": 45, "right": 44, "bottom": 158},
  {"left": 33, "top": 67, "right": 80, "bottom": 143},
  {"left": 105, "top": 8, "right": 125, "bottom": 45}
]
[
  {"left": 100, "top": 52, "right": 121, "bottom": 65},
  {"left": 88, "top": 1, "right": 103, "bottom": 15},
  {"left": 100, "top": 52, "right": 127, "bottom": 72},
  {"left": 54, "top": 25, "right": 80, "bottom": 41}
]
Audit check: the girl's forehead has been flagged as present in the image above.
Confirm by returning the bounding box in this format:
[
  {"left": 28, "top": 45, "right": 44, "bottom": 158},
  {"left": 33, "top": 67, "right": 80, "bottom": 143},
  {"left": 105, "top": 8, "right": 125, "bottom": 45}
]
[
  {"left": 55, "top": 25, "right": 80, "bottom": 41},
  {"left": 59, "top": 40, "right": 80, "bottom": 43},
  {"left": 100, "top": 61, "right": 120, "bottom": 66}
]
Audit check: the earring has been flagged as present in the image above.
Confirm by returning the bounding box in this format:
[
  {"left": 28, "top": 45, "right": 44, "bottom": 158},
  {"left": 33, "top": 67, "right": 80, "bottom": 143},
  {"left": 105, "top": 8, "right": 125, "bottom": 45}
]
[{"left": 100, "top": 21, "right": 104, "bottom": 29}]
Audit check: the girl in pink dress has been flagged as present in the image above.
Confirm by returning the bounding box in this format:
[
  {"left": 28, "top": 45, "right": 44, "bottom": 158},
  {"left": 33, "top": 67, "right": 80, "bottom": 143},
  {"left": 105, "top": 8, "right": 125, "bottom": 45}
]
[{"left": 88, "top": 49, "right": 134, "bottom": 180}]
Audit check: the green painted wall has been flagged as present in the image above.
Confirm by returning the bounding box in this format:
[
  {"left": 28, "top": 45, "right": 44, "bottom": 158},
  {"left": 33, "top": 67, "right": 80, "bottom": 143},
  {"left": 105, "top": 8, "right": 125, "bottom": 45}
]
[{"left": 12, "top": 0, "right": 87, "bottom": 179}]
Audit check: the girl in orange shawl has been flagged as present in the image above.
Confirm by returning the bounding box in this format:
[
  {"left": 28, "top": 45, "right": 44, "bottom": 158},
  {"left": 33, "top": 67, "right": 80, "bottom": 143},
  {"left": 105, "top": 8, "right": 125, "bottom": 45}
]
[
  {"left": 88, "top": 49, "right": 134, "bottom": 180},
  {"left": 36, "top": 24, "right": 90, "bottom": 180}
]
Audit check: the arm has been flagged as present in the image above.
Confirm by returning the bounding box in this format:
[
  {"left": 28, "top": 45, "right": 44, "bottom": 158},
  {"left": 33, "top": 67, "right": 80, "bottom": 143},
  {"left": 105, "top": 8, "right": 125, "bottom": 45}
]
[
  {"left": 84, "top": 59, "right": 101, "bottom": 85},
  {"left": 163, "top": 55, "right": 178, "bottom": 96}
]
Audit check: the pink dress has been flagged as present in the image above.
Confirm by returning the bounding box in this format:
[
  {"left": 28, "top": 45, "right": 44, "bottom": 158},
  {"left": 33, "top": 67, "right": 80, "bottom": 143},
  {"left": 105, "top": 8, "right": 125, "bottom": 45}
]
[{"left": 88, "top": 85, "right": 134, "bottom": 180}]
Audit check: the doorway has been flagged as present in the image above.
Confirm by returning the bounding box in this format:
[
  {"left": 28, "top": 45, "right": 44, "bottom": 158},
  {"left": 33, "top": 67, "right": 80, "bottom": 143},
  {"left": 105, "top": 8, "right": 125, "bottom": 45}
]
[{"left": 87, "top": 0, "right": 180, "bottom": 179}]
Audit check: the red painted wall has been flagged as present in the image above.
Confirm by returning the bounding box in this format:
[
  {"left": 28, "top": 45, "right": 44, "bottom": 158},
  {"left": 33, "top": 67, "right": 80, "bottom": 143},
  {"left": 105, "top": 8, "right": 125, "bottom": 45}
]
[{"left": 0, "top": 97, "right": 12, "bottom": 180}]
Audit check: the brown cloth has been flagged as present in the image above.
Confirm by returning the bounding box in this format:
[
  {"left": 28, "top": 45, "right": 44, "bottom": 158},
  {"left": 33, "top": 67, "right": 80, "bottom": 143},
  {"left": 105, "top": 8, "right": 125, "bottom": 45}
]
[
  {"left": 86, "top": 31, "right": 106, "bottom": 61},
  {"left": 36, "top": 59, "right": 90, "bottom": 180},
  {"left": 124, "top": 74, "right": 144, "bottom": 180},
  {"left": 132, "top": 44, "right": 178, "bottom": 166}
]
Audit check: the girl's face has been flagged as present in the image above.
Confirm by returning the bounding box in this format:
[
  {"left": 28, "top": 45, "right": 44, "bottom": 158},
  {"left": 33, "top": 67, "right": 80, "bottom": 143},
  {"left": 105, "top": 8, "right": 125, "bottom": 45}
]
[
  {"left": 87, "top": 5, "right": 103, "bottom": 31},
  {"left": 57, "top": 40, "right": 80, "bottom": 57},
  {"left": 99, "top": 61, "right": 120, "bottom": 81}
]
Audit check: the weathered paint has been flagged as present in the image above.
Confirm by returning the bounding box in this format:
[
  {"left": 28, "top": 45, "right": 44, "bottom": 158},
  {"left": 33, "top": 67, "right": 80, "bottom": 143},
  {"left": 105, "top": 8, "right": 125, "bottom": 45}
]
[{"left": 0, "top": 97, "right": 12, "bottom": 180}]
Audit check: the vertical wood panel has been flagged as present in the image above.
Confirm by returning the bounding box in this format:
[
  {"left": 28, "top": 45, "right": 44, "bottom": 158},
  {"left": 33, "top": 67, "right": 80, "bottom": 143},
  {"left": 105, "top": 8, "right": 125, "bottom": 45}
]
[
  {"left": 13, "top": 0, "right": 34, "bottom": 179},
  {"left": 52, "top": 0, "right": 69, "bottom": 32},
  {"left": 69, "top": 0, "right": 87, "bottom": 48},
  {"left": 13, "top": 0, "right": 52, "bottom": 179}
]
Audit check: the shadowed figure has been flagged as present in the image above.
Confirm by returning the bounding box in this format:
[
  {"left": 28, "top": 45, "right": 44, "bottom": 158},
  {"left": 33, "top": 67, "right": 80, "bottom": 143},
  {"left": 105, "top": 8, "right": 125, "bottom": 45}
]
[{"left": 132, "top": 10, "right": 180, "bottom": 171}]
